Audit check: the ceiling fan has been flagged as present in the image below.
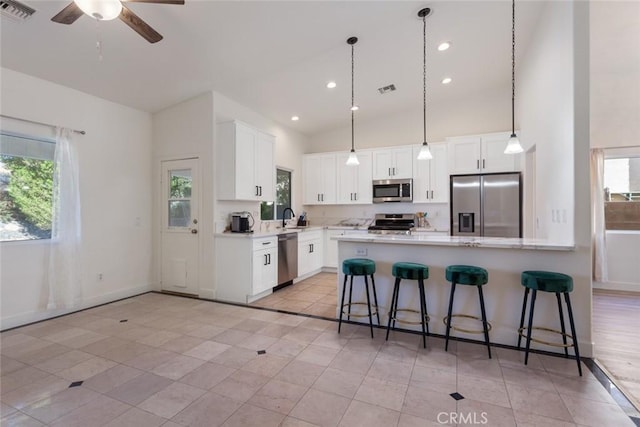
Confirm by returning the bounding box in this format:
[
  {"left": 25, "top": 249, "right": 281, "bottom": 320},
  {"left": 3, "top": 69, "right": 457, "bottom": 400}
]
[{"left": 51, "top": 0, "right": 184, "bottom": 44}]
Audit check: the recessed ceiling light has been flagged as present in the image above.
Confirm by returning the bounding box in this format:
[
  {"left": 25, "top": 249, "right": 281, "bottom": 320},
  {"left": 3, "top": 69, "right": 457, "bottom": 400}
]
[
  {"left": 438, "top": 42, "right": 451, "bottom": 51},
  {"left": 350, "top": 105, "right": 359, "bottom": 111},
  {"left": 291, "top": 116, "right": 299, "bottom": 121},
  {"left": 326, "top": 81, "right": 337, "bottom": 89},
  {"left": 441, "top": 77, "right": 452, "bottom": 84}
]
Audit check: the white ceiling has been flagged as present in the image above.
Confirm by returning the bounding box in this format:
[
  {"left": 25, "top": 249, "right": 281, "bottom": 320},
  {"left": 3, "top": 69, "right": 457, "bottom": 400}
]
[{"left": 0, "top": 1, "right": 545, "bottom": 135}]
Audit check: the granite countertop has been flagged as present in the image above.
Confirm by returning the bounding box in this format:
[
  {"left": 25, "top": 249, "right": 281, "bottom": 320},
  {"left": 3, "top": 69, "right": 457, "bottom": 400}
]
[
  {"left": 215, "top": 226, "right": 324, "bottom": 239},
  {"left": 333, "top": 233, "right": 575, "bottom": 251}
]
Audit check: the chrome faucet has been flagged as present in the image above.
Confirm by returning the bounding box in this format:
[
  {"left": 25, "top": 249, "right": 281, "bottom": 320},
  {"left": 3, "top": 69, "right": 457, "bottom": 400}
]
[{"left": 282, "top": 207, "right": 295, "bottom": 228}]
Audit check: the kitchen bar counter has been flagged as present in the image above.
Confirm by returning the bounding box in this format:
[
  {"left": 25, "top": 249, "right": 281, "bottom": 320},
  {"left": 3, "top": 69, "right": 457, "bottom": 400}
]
[{"left": 335, "top": 236, "right": 590, "bottom": 356}]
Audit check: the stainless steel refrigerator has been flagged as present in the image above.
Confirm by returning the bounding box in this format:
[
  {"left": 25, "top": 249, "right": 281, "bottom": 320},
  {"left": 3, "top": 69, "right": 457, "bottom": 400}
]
[{"left": 450, "top": 173, "right": 522, "bottom": 238}]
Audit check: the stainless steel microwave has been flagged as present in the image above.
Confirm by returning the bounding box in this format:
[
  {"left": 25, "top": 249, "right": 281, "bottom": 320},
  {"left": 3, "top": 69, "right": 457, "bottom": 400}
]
[{"left": 372, "top": 179, "right": 413, "bottom": 203}]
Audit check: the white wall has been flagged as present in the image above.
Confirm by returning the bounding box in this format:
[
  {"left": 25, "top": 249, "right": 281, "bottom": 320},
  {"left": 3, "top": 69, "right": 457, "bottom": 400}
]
[
  {"left": 517, "top": 2, "right": 593, "bottom": 352},
  {"left": 152, "top": 92, "right": 215, "bottom": 298},
  {"left": 307, "top": 85, "right": 511, "bottom": 153},
  {"left": 0, "top": 68, "right": 153, "bottom": 329}
]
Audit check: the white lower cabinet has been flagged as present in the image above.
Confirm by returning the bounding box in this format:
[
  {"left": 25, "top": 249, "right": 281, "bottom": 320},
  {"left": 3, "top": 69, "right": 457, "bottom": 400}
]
[
  {"left": 297, "top": 230, "right": 323, "bottom": 278},
  {"left": 215, "top": 236, "right": 277, "bottom": 303}
]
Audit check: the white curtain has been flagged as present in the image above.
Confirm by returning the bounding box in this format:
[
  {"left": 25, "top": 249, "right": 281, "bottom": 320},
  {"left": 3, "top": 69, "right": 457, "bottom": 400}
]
[
  {"left": 590, "top": 148, "right": 608, "bottom": 282},
  {"left": 47, "top": 128, "right": 82, "bottom": 309}
]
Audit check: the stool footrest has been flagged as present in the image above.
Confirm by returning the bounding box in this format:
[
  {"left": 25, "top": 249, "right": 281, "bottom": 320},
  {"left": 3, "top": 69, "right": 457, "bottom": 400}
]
[
  {"left": 443, "top": 314, "right": 492, "bottom": 334},
  {"left": 389, "top": 309, "right": 430, "bottom": 325},
  {"left": 518, "top": 326, "right": 575, "bottom": 348},
  {"left": 342, "top": 302, "right": 378, "bottom": 318}
]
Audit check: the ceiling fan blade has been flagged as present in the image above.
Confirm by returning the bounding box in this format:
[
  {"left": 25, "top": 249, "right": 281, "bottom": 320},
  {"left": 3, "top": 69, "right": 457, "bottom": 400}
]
[
  {"left": 119, "top": 4, "right": 163, "bottom": 44},
  {"left": 123, "top": 0, "right": 185, "bottom": 4},
  {"left": 51, "top": 2, "right": 84, "bottom": 25}
]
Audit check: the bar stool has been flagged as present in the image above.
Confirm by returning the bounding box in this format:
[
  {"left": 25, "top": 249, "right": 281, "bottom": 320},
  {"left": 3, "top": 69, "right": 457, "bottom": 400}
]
[
  {"left": 338, "top": 258, "right": 379, "bottom": 338},
  {"left": 385, "top": 262, "right": 430, "bottom": 348},
  {"left": 517, "top": 270, "right": 582, "bottom": 376},
  {"left": 443, "top": 265, "right": 492, "bottom": 358}
]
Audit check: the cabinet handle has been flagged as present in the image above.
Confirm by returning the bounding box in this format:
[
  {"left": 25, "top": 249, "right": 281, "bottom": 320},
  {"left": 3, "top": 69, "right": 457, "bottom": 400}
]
[
  {"left": 393, "top": 167, "right": 396, "bottom": 176},
  {"left": 388, "top": 167, "right": 391, "bottom": 176},
  {"left": 309, "top": 244, "right": 313, "bottom": 253},
  {"left": 262, "top": 241, "right": 270, "bottom": 245},
  {"left": 354, "top": 193, "right": 357, "bottom": 201},
  {"left": 258, "top": 186, "right": 262, "bottom": 196},
  {"left": 268, "top": 253, "right": 271, "bottom": 264},
  {"left": 477, "top": 160, "right": 480, "bottom": 169},
  {"left": 264, "top": 254, "right": 268, "bottom": 265},
  {"left": 482, "top": 159, "right": 486, "bottom": 169},
  {"left": 431, "top": 190, "right": 434, "bottom": 199},
  {"left": 426, "top": 190, "right": 429, "bottom": 199},
  {"left": 256, "top": 186, "right": 259, "bottom": 196},
  {"left": 317, "top": 193, "right": 320, "bottom": 202},
  {"left": 321, "top": 193, "right": 324, "bottom": 202},
  {"left": 350, "top": 193, "right": 353, "bottom": 201}
]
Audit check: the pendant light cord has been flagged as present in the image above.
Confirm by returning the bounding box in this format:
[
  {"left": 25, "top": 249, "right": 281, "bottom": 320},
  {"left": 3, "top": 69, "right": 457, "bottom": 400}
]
[
  {"left": 351, "top": 42, "right": 355, "bottom": 152},
  {"left": 511, "top": 0, "right": 516, "bottom": 136},
  {"left": 423, "top": 12, "right": 427, "bottom": 145}
]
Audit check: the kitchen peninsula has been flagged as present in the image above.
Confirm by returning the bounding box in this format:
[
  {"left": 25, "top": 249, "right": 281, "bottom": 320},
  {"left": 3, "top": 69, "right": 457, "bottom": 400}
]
[{"left": 334, "top": 234, "right": 591, "bottom": 356}]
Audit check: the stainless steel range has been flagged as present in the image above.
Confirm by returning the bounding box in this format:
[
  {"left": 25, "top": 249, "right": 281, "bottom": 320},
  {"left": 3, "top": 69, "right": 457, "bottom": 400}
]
[{"left": 367, "top": 213, "right": 415, "bottom": 235}]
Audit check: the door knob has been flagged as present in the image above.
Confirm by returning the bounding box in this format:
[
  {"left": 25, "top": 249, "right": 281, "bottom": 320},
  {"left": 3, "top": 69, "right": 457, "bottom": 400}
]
[{"left": 191, "top": 229, "right": 198, "bottom": 234}]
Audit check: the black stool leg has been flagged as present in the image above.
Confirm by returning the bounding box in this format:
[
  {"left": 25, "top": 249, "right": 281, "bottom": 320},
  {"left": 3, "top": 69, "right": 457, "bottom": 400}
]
[
  {"left": 363, "top": 275, "right": 374, "bottom": 338},
  {"left": 478, "top": 285, "right": 491, "bottom": 359},
  {"left": 444, "top": 281, "right": 456, "bottom": 352},
  {"left": 338, "top": 274, "right": 348, "bottom": 334},
  {"left": 385, "top": 278, "right": 400, "bottom": 341},
  {"left": 347, "top": 275, "right": 354, "bottom": 321},
  {"left": 564, "top": 292, "right": 582, "bottom": 376},
  {"left": 556, "top": 292, "right": 569, "bottom": 358},
  {"left": 524, "top": 290, "right": 537, "bottom": 366},
  {"left": 370, "top": 275, "right": 380, "bottom": 325},
  {"left": 517, "top": 287, "right": 530, "bottom": 349},
  {"left": 418, "top": 278, "right": 427, "bottom": 349}
]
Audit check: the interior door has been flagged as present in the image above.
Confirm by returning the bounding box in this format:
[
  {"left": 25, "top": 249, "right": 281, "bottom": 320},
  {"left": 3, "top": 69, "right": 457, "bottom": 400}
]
[{"left": 161, "top": 158, "right": 200, "bottom": 295}]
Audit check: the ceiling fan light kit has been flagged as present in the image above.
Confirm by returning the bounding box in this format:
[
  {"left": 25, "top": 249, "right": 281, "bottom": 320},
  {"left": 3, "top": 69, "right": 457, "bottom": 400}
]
[
  {"left": 74, "top": 0, "right": 122, "bottom": 21},
  {"left": 51, "top": 0, "right": 184, "bottom": 44}
]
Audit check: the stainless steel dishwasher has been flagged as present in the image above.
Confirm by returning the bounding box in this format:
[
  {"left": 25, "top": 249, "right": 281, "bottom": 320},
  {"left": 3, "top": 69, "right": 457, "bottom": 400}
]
[{"left": 277, "top": 232, "right": 298, "bottom": 289}]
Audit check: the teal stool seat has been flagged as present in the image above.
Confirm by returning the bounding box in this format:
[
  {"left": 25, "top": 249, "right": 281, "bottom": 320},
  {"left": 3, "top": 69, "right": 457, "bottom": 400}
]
[
  {"left": 444, "top": 264, "right": 492, "bottom": 358},
  {"left": 445, "top": 265, "right": 488, "bottom": 286},
  {"left": 339, "top": 258, "right": 379, "bottom": 338},
  {"left": 342, "top": 258, "right": 376, "bottom": 276},
  {"left": 517, "top": 270, "right": 581, "bottom": 376},
  {"left": 386, "top": 262, "right": 430, "bottom": 348},
  {"left": 521, "top": 271, "right": 572, "bottom": 293},
  {"left": 392, "top": 262, "right": 429, "bottom": 280}
]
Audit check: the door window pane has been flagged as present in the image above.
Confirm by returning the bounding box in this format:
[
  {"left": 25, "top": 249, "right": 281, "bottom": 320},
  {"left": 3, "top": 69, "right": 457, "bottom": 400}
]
[
  {"left": 170, "top": 169, "right": 192, "bottom": 198},
  {"left": 169, "top": 201, "right": 191, "bottom": 227}
]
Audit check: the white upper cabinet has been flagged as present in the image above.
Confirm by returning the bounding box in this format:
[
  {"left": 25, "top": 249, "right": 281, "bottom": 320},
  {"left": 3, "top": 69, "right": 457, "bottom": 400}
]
[
  {"left": 217, "top": 121, "right": 275, "bottom": 201},
  {"left": 447, "top": 132, "right": 519, "bottom": 175},
  {"left": 372, "top": 146, "right": 413, "bottom": 179},
  {"left": 336, "top": 151, "right": 372, "bottom": 204},
  {"left": 412, "top": 142, "right": 449, "bottom": 203},
  {"left": 303, "top": 153, "right": 336, "bottom": 204}
]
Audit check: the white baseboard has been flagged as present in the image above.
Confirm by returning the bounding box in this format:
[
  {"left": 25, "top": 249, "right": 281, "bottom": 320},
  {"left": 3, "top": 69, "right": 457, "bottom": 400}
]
[
  {"left": 293, "top": 268, "right": 323, "bottom": 283},
  {"left": 593, "top": 280, "right": 640, "bottom": 293},
  {"left": 198, "top": 288, "right": 215, "bottom": 300},
  {"left": 1, "top": 284, "right": 153, "bottom": 331}
]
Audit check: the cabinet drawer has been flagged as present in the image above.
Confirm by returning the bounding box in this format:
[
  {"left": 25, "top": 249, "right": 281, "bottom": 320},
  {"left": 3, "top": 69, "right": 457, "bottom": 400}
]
[{"left": 252, "top": 237, "right": 277, "bottom": 251}]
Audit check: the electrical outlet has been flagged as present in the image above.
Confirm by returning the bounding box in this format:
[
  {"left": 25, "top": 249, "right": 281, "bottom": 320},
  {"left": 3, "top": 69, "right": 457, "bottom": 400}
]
[
  {"left": 355, "top": 248, "right": 367, "bottom": 256},
  {"left": 97, "top": 273, "right": 103, "bottom": 281}
]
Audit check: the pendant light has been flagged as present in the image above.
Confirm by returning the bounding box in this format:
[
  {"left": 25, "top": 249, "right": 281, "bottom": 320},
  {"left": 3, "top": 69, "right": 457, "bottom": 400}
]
[
  {"left": 346, "top": 36, "right": 360, "bottom": 166},
  {"left": 504, "top": 0, "right": 524, "bottom": 154},
  {"left": 416, "top": 7, "right": 433, "bottom": 161}
]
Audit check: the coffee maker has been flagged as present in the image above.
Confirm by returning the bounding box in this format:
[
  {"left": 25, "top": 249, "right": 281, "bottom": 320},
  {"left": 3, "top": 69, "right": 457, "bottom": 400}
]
[{"left": 230, "top": 211, "right": 254, "bottom": 233}]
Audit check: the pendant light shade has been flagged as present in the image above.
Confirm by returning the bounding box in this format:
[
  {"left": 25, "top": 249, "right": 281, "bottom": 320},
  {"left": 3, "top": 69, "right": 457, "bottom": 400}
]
[
  {"left": 417, "top": 7, "right": 433, "bottom": 161},
  {"left": 74, "top": 0, "right": 122, "bottom": 21},
  {"left": 346, "top": 36, "right": 360, "bottom": 166},
  {"left": 505, "top": 0, "right": 524, "bottom": 154}
]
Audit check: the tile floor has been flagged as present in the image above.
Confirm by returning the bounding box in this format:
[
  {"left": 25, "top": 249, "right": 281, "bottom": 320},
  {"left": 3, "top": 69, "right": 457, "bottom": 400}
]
[{"left": 1, "top": 292, "right": 637, "bottom": 427}]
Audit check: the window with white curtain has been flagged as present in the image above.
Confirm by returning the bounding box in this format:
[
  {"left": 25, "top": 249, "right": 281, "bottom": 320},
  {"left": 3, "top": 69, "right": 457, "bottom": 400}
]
[{"left": 0, "top": 132, "right": 55, "bottom": 241}]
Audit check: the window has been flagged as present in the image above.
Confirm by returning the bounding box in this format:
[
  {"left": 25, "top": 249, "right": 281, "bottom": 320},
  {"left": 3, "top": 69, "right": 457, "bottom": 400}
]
[
  {"left": 261, "top": 168, "right": 292, "bottom": 220},
  {"left": 0, "top": 132, "right": 55, "bottom": 241},
  {"left": 604, "top": 156, "right": 640, "bottom": 230}
]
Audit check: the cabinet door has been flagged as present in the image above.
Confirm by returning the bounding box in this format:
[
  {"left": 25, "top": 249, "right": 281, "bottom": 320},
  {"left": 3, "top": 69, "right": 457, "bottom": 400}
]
[
  {"left": 324, "top": 230, "right": 343, "bottom": 268},
  {"left": 372, "top": 149, "right": 394, "bottom": 179},
  {"left": 303, "top": 155, "right": 324, "bottom": 204},
  {"left": 429, "top": 143, "right": 449, "bottom": 203},
  {"left": 392, "top": 147, "right": 414, "bottom": 179},
  {"left": 297, "top": 240, "right": 312, "bottom": 277},
  {"left": 353, "top": 151, "right": 372, "bottom": 203},
  {"left": 256, "top": 132, "right": 275, "bottom": 201},
  {"left": 481, "top": 133, "right": 518, "bottom": 173},
  {"left": 448, "top": 136, "right": 481, "bottom": 175},
  {"left": 412, "top": 145, "right": 432, "bottom": 203},
  {"left": 235, "top": 124, "right": 258, "bottom": 200},
  {"left": 320, "top": 154, "right": 337, "bottom": 204},
  {"left": 252, "top": 247, "right": 276, "bottom": 295},
  {"left": 309, "top": 238, "right": 323, "bottom": 272},
  {"left": 336, "top": 153, "right": 358, "bottom": 204}
]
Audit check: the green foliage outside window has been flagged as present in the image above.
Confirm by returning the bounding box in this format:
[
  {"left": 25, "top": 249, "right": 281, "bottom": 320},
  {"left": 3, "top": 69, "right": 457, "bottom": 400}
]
[{"left": 0, "top": 155, "right": 53, "bottom": 231}]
